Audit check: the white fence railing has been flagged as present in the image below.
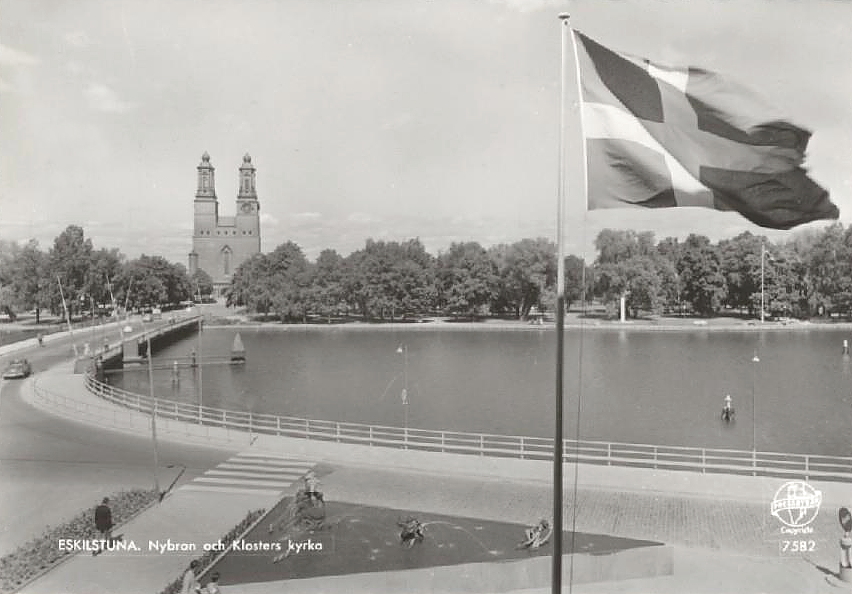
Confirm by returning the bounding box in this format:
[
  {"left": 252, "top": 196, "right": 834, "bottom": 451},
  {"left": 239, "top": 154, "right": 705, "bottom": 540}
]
[{"left": 80, "top": 372, "right": 852, "bottom": 482}]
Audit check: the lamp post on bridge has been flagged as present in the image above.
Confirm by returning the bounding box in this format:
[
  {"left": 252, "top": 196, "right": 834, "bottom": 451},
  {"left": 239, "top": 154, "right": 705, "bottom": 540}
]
[
  {"left": 751, "top": 351, "right": 760, "bottom": 468},
  {"left": 195, "top": 285, "right": 203, "bottom": 411},
  {"left": 141, "top": 317, "right": 162, "bottom": 498}
]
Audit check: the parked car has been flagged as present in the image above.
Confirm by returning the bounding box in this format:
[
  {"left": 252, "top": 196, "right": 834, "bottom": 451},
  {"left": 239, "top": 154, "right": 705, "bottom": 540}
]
[{"left": 2, "top": 359, "right": 32, "bottom": 379}]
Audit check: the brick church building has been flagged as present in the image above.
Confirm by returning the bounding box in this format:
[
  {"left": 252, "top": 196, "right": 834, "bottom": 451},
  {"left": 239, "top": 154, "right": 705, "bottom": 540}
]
[{"left": 188, "top": 152, "right": 261, "bottom": 298}]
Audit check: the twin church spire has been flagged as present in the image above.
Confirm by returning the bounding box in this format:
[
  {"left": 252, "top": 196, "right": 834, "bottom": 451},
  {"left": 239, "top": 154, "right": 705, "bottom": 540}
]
[{"left": 196, "top": 152, "right": 257, "bottom": 200}]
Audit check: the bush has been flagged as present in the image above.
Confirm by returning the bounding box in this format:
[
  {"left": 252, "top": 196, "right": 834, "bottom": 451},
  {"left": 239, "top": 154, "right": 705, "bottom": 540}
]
[{"left": 0, "top": 489, "right": 158, "bottom": 593}]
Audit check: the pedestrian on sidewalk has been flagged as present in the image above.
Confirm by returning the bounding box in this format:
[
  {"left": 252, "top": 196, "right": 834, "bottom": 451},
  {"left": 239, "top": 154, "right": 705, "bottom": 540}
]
[
  {"left": 203, "top": 572, "right": 221, "bottom": 594},
  {"left": 181, "top": 560, "right": 201, "bottom": 594},
  {"left": 93, "top": 497, "right": 113, "bottom": 556}
]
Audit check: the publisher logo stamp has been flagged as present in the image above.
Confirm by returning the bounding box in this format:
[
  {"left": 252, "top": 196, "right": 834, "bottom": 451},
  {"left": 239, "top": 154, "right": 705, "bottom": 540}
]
[{"left": 771, "top": 480, "right": 822, "bottom": 533}]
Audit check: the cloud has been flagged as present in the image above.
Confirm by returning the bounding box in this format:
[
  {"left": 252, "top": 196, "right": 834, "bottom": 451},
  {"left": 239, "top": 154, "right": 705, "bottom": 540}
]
[
  {"left": 0, "top": 42, "right": 38, "bottom": 65},
  {"left": 64, "top": 31, "right": 91, "bottom": 48},
  {"left": 66, "top": 60, "right": 93, "bottom": 77},
  {"left": 292, "top": 211, "right": 322, "bottom": 220},
  {"left": 84, "top": 82, "right": 136, "bottom": 113},
  {"left": 381, "top": 112, "right": 412, "bottom": 130},
  {"left": 259, "top": 212, "right": 279, "bottom": 225},
  {"left": 348, "top": 212, "right": 379, "bottom": 224},
  {"left": 487, "top": 0, "right": 562, "bottom": 13}
]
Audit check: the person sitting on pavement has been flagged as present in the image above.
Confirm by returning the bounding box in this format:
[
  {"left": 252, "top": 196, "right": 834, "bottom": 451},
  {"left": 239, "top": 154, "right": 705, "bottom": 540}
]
[
  {"left": 303, "top": 470, "right": 322, "bottom": 504},
  {"left": 398, "top": 517, "right": 425, "bottom": 547},
  {"left": 203, "top": 571, "right": 221, "bottom": 594},
  {"left": 522, "top": 518, "right": 551, "bottom": 549}
]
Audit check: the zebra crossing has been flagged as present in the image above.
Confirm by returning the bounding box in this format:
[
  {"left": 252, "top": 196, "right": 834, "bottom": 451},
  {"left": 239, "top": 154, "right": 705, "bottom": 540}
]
[{"left": 178, "top": 451, "right": 316, "bottom": 497}]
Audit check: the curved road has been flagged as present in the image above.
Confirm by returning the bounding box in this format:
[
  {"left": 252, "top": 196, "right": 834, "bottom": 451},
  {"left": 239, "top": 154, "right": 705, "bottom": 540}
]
[{"left": 0, "top": 327, "right": 237, "bottom": 557}]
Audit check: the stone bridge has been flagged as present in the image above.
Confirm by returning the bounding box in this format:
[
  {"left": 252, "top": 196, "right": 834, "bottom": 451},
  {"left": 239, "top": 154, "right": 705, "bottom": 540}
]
[{"left": 72, "top": 314, "right": 202, "bottom": 373}]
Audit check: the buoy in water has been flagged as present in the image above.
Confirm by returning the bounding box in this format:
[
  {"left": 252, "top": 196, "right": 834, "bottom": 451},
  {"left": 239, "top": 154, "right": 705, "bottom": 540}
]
[
  {"left": 844, "top": 340, "right": 849, "bottom": 355},
  {"left": 231, "top": 333, "right": 246, "bottom": 363}
]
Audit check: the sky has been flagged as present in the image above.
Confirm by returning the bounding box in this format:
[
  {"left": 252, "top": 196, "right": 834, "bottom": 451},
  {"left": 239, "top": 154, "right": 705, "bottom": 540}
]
[{"left": 1, "top": 0, "right": 850, "bottom": 265}]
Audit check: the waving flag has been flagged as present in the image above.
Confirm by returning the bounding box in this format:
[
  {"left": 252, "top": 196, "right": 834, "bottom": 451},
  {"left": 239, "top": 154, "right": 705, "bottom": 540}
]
[{"left": 573, "top": 31, "right": 838, "bottom": 230}]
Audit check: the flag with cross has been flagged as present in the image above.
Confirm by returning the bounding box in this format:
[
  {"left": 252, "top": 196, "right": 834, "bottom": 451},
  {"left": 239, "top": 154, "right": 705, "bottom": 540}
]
[{"left": 573, "top": 31, "right": 839, "bottom": 230}]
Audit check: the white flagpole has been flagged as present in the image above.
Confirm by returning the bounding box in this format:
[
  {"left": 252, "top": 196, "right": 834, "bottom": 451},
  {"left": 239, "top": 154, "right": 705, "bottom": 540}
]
[
  {"left": 553, "top": 12, "right": 571, "bottom": 594},
  {"left": 57, "top": 275, "right": 77, "bottom": 357},
  {"left": 106, "top": 273, "right": 124, "bottom": 341}
]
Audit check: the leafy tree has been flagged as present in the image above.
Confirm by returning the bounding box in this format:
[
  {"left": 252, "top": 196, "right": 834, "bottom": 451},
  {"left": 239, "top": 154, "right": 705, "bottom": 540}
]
[
  {"left": 226, "top": 254, "right": 276, "bottom": 313},
  {"left": 7, "top": 240, "right": 49, "bottom": 322},
  {"left": 563, "top": 254, "right": 589, "bottom": 312},
  {"left": 190, "top": 268, "right": 214, "bottom": 299},
  {"left": 119, "top": 255, "right": 192, "bottom": 309},
  {"left": 718, "top": 232, "right": 764, "bottom": 314},
  {"left": 305, "top": 249, "right": 345, "bottom": 321},
  {"left": 806, "top": 223, "right": 852, "bottom": 316},
  {"left": 489, "top": 238, "right": 556, "bottom": 319},
  {"left": 595, "top": 255, "right": 667, "bottom": 318},
  {"left": 267, "top": 242, "right": 311, "bottom": 322},
  {"left": 343, "top": 239, "right": 436, "bottom": 321},
  {"left": 48, "top": 225, "right": 94, "bottom": 317},
  {"left": 594, "top": 229, "right": 656, "bottom": 266},
  {"left": 0, "top": 239, "right": 22, "bottom": 320},
  {"left": 84, "top": 248, "right": 124, "bottom": 311},
  {"left": 591, "top": 230, "right": 672, "bottom": 317},
  {"left": 436, "top": 242, "right": 498, "bottom": 317},
  {"left": 759, "top": 246, "right": 800, "bottom": 319},
  {"left": 677, "top": 234, "right": 726, "bottom": 316},
  {"left": 0, "top": 240, "right": 18, "bottom": 316}
]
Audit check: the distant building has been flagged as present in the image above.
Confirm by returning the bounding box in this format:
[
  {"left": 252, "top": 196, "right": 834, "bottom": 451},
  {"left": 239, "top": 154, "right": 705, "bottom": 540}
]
[{"left": 188, "top": 152, "right": 261, "bottom": 298}]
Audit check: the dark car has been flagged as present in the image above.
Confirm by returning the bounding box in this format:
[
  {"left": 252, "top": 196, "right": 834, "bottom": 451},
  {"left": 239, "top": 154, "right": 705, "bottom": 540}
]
[{"left": 2, "top": 359, "right": 32, "bottom": 379}]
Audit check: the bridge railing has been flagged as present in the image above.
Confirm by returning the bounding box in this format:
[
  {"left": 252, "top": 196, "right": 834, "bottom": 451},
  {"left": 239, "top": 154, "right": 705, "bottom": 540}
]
[{"left": 81, "top": 372, "right": 852, "bottom": 482}]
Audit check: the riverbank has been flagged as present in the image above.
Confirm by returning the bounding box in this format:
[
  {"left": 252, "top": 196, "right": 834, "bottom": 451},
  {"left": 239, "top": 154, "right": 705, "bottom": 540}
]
[{"left": 203, "top": 312, "right": 852, "bottom": 332}]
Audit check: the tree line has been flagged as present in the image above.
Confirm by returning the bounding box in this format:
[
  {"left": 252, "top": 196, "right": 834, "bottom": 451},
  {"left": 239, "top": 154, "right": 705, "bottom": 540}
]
[
  {"left": 3, "top": 222, "right": 852, "bottom": 323},
  {"left": 225, "top": 223, "right": 852, "bottom": 322},
  {"left": 0, "top": 225, "right": 212, "bottom": 323},
  {"left": 224, "top": 237, "right": 585, "bottom": 322}
]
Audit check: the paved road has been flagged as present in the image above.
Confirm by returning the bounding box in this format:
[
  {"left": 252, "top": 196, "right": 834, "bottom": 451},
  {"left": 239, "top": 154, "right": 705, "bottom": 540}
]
[
  {"left": 0, "top": 320, "right": 237, "bottom": 557},
  {"left": 3, "top": 320, "right": 849, "bottom": 594}
]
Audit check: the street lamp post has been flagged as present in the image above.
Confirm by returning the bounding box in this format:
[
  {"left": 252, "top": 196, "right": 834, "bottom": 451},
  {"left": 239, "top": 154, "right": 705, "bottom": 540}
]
[
  {"left": 197, "top": 309, "right": 203, "bottom": 412},
  {"left": 751, "top": 351, "right": 760, "bottom": 473},
  {"left": 142, "top": 320, "right": 161, "bottom": 498},
  {"left": 396, "top": 344, "right": 409, "bottom": 432},
  {"left": 760, "top": 243, "right": 766, "bottom": 323}
]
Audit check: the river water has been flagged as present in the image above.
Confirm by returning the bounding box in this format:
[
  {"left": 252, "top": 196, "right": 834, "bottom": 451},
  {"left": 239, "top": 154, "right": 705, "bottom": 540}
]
[{"left": 109, "top": 325, "right": 852, "bottom": 457}]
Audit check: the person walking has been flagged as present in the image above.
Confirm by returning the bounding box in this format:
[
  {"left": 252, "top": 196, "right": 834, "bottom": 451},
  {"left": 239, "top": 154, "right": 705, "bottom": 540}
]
[
  {"left": 93, "top": 497, "right": 113, "bottom": 555},
  {"left": 181, "top": 560, "right": 201, "bottom": 594}
]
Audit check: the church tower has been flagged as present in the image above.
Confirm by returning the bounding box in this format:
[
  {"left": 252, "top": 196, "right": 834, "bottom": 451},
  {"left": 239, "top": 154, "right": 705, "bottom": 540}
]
[
  {"left": 235, "top": 154, "right": 261, "bottom": 249},
  {"left": 188, "top": 152, "right": 262, "bottom": 298}
]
